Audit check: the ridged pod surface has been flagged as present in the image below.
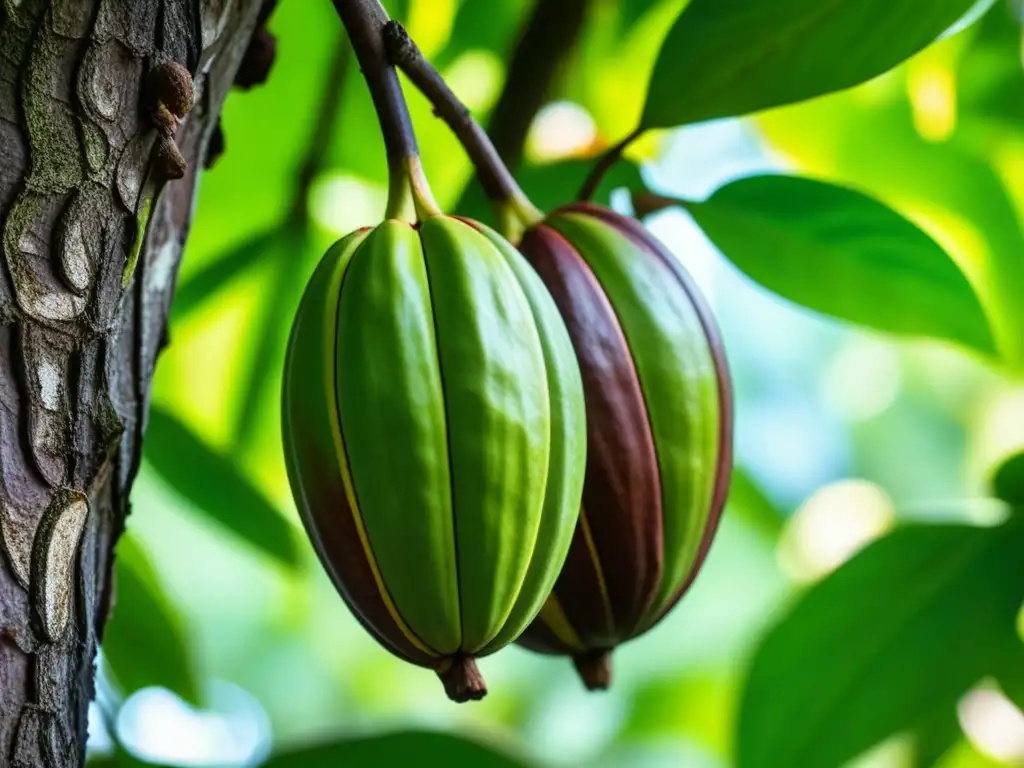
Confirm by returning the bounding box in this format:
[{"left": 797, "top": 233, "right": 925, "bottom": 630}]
[
  {"left": 281, "top": 214, "right": 587, "bottom": 701},
  {"left": 514, "top": 203, "right": 734, "bottom": 689}
]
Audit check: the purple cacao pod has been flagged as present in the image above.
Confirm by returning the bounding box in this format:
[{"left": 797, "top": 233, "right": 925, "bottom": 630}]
[{"left": 514, "top": 203, "right": 734, "bottom": 689}]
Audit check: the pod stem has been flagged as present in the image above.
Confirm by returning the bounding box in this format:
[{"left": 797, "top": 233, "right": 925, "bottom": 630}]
[
  {"left": 330, "top": 0, "right": 438, "bottom": 221},
  {"left": 573, "top": 649, "right": 613, "bottom": 691},
  {"left": 577, "top": 128, "right": 643, "bottom": 202},
  {"left": 437, "top": 655, "right": 488, "bottom": 703},
  {"left": 382, "top": 21, "right": 542, "bottom": 232}
]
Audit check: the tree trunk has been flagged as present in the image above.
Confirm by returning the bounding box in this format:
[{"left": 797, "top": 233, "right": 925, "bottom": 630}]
[{"left": 0, "top": 1, "right": 264, "bottom": 764}]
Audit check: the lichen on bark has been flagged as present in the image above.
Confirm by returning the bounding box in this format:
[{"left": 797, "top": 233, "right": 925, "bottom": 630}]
[{"left": 0, "top": 1, "right": 266, "bottom": 765}]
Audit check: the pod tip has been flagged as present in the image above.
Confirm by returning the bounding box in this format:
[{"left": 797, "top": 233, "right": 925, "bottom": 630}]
[
  {"left": 573, "top": 649, "right": 612, "bottom": 691},
  {"left": 437, "top": 655, "right": 487, "bottom": 703}
]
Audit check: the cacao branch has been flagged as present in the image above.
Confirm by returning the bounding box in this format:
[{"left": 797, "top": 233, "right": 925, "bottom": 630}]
[
  {"left": 329, "top": 0, "right": 418, "bottom": 164},
  {"left": 383, "top": 22, "right": 527, "bottom": 208}
]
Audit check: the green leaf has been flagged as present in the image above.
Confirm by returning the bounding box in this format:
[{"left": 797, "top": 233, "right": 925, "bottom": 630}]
[
  {"left": 618, "top": 0, "right": 661, "bottom": 32},
  {"left": 911, "top": 704, "right": 961, "bottom": 768},
  {"left": 620, "top": 673, "right": 735, "bottom": 753},
  {"left": 737, "top": 520, "right": 1024, "bottom": 768},
  {"left": 102, "top": 534, "right": 199, "bottom": 705},
  {"left": 231, "top": 227, "right": 311, "bottom": 448},
  {"left": 958, "top": 0, "right": 1024, "bottom": 130},
  {"left": 261, "top": 731, "right": 530, "bottom": 767},
  {"left": 994, "top": 623, "right": 1024, "bottom": 711},
  {"left": 683, "top": 175, "right": 996, "bottom": 356},
  {"left": 727, "top": 467, "right": 786, "bottom": 542},
  {"left": 172, "top": 230, "right": 278, "bottom": 320},
  {"left": 642, "top": 0, "right": 982, "bottom": 128},
  {"left": 991, "top": 451, "right": 1024, "bottom": 507},
  {"left": 754, "top": 90, "right": 1024, "bottom": 365},
  {"left": 433, "top": 0, "right": 530, "bottom": 69},
  {"left": 143, "top": 406, "right": 299, "bottom": 568},
  {"left": 87, "top": 750, "right": 172, "bottom": 768}
]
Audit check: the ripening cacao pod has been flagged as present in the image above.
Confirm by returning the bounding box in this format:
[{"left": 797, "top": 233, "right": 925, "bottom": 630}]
[
  {"left": 281, "top": 213, "right": 587, "bottom": 702},
  {"left": 513, "top": 203, "right": 733, "bottom": 690}
]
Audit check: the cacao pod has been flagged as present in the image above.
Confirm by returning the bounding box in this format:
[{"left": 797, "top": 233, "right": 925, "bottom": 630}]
[
  {"left": 512, "top": 203, "right": 733, "bottom": 689},
  {"left": 281, "top": 214, "right": 587, "bottom": 702}
]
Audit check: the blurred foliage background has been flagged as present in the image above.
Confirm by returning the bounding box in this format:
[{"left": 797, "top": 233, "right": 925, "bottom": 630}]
[{"left": 86, "top": 0, "right": 1024, "bottom": 766}]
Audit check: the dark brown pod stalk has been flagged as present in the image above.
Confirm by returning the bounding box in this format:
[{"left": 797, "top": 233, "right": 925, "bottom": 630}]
[{"left": 515, "top": 203, "right": 733, "bottom": 689}]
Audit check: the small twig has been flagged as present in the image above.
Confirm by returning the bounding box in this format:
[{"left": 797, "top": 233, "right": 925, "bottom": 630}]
[
  {"left": 383, "top": 22, "right": 523, "bottom": 205},
  {"left": 577, "top": 128, "right": 643, "bottom": 202},
  {"left": 487, "top": 0, "right": 591, "bottom": 171}
]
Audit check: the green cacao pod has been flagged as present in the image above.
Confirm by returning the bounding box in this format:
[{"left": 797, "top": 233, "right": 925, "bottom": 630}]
[
  {"left": 513, "top": 203, "right": 734, "bottom": 689},
  {"left": 281, "top": 214, "right": 587, "bottom": 702}
]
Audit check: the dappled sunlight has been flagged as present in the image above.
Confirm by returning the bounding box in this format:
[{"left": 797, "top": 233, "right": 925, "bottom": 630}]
[
  {"left": 821, "top": 339, "right": 903, "bottom": 422},
  {"left": 908, "top": 64, "right": 958, "bottom": 142},
  {"left": 117, "top": 684, "right": 271, "bottom": 767},
  {"left": 309, "top": 173, "right": 389, "bottom": 235},
  {"left": 778, "top": 480, "right": 895, "bottom": 583},
  {"left": 443, "top": 51, "right": 504, "bottom": 112},
  {"left": 969, "top": 387, "right": 1024, "bottom": 490},
  {"left": 526, "top": 102, "right": 598, "bottom": 163},
  {"left": 405, "top": 0, "right": 456, "bottom": 58},
  {"left": 959, "top": 685, "right": 1024, "bottom": 764}
]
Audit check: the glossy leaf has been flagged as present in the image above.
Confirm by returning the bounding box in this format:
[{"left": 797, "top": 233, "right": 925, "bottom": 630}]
[
  {"left": 683, "top": 175, "right": 996, "bottom": 355},
  {"left": 737, "top": 520, "right": 1024, "bottom": 768},
  {"left": 102, "top": 534, "right": 199, "bottom": 705},
  {"left": 642, "top": 0, "right": 982, "bottom": 128},
  {"left": 261, "top": 730, "right": 529, "bottom": 767},
  {"left": 143, "top": 406, "right": 299, "bottom": 568},
  {"left": 991, "top": 451, "right": 1024, "bottom": 507},
  {"left": 754, "top": 79, "right": 1024, "bottom": 365}
]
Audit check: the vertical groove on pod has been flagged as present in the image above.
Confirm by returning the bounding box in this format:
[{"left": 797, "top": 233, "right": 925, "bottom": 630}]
[
  {"left": 536, "top": 595, "right": 587, "bottom": 652},
  {"left": 520, "top": 224, "right": 664, "bottom": 645},
  {"left": 283, "top": 233, "right": 437, "bottom": 666},
  {"left": 567, "top": 204, "right": 733, "bottom": 632},
  {"left": 418, "top": 226, "right": 465, "bottom": 653},
  {"left": 634, "top": 232, "right": 733, "bottom": 632},
  {"left": 578, "top": 507, "right": 615, "bottom": 636},
  {"left": 330, "top": 243, "right": 438, "bottom": 659}
]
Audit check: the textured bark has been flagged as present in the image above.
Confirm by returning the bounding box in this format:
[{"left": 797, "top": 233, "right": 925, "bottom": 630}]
[{"left": 0, "top": 1, "right": 263, "bottom": 765}]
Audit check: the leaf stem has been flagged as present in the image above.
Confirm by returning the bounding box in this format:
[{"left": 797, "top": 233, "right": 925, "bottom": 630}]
[
  {"left": 577, "top": 128, "right": 643, "bottom": 202},
  {"left": 382, "top": 21, "right": 541, "bottom": 224}
]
